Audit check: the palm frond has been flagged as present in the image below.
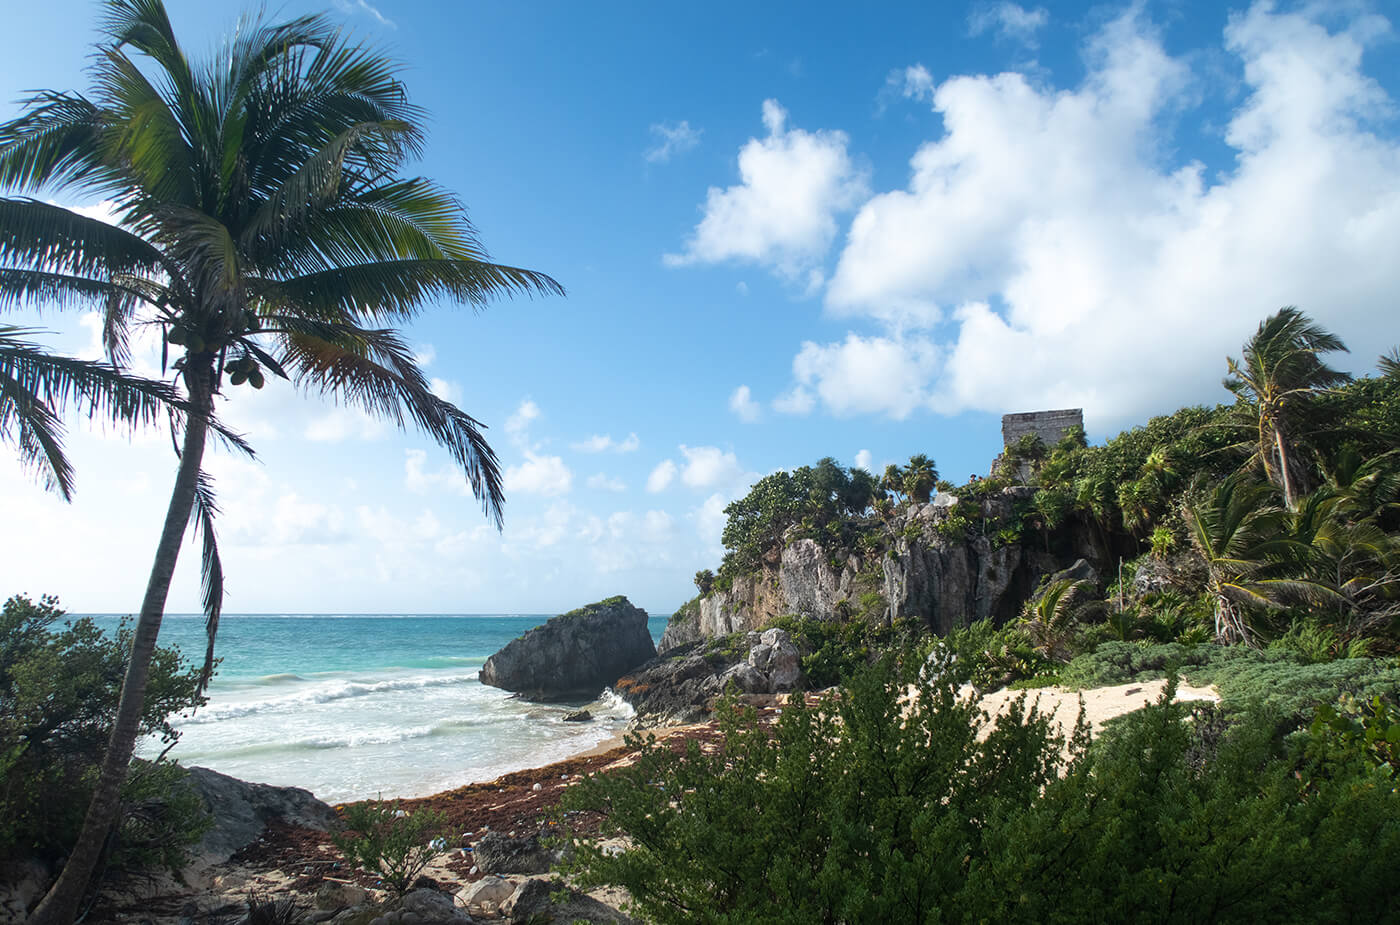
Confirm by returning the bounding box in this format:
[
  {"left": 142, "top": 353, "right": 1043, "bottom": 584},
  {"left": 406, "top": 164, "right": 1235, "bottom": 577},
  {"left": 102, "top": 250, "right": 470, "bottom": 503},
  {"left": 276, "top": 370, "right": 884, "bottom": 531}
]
[
  {"left": 188, "top": 470, "right": 223, "bottom": 696},
  {"left": 0, "top": 197, "right": 167, "bottom": 282},
  {"left": 0, "top": 362, "right": 73, "bottom": 499},
  {"left": 275, "top": 324, "right": 504, "bottom": 525},
  {"left": 262, "top": 257, "right": 563, "bottom": 323},
  {"left": 0, "top": 91, "right": 108, "bottom": 192}
]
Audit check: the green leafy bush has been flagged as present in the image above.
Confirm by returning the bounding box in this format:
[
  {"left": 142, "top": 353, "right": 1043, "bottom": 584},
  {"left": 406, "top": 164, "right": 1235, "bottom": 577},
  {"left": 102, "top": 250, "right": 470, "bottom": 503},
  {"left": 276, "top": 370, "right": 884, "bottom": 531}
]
[
  {"left": 332, "top": 800, "right": 445, "bottom": 896},
  {"left": 768, "top": 614, "right": 923, "bottom": 688},
  {"left": 0, "top": 594, "right": 208, "bottom": 867},
  {"left": 561, "top": 661, "right": 1400, "bottom": 923},
  {"left": 1061, "top": 640, "right": 1400, "bottom": 722}
]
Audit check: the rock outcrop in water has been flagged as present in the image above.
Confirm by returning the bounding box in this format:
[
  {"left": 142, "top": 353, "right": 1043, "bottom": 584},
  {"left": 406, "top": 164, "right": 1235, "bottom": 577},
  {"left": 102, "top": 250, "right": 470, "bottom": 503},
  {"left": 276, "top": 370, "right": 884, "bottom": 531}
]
[{"left": 479, "top": 595, "right": 657, "bottom": 701}]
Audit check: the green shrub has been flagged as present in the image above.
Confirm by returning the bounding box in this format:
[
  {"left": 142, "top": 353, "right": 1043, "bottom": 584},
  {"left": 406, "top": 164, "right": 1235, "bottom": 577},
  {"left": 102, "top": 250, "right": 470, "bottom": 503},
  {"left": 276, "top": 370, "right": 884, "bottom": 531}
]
[
  {"left": 560, "top": 661, "right": 1400, "bottom": 923},
  {"left": 332, "top": 800, "right": 445, "bottom": 896},
  {"left": 768, "top": 614, "right": 924, "bottom": 688},
  {"left": 0, "top": 594, "right": 208, "bottom": 868},
  {"left": 1061, "top": 640, "right": 1400, "bottom": 723}
]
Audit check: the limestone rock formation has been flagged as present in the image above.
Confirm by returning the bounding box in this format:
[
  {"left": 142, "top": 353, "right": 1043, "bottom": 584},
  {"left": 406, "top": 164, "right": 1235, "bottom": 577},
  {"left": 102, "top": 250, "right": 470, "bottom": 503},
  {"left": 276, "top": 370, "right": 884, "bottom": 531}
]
[
  {"left": 503, "top": 877, "right": 638, "bottom": 924},
  {"left": 479, "top": 596, "right": 657, "bottom": 701},
  {"left": 180, "top": 764, "right": 339, "bottom": 867},
  {"left": 658, "top": 487, "right": 1072, "bottom": 651},
  {"left": 617, "top": 628, "right": 803, "bottom": 725},
  {"left": 473, "top": 832, "right": 559, "bottom": 875}
]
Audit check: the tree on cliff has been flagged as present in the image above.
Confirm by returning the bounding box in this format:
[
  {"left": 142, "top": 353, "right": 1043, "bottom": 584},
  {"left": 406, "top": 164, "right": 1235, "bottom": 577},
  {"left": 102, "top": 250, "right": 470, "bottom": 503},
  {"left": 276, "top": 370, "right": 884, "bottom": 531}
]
[
  {"left": 0, "top": 2, "right": 561, "bottom": 920},
  {"left": 1225, "top": 307, "right": 1350, "bottom": 510}
]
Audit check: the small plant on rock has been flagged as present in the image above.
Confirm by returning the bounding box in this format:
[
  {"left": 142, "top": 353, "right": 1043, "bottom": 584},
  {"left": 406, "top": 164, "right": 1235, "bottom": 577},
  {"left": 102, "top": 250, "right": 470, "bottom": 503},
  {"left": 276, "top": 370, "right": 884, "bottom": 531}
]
[{"left": 332, "top": 800, "right": 446, "bottom": 896}]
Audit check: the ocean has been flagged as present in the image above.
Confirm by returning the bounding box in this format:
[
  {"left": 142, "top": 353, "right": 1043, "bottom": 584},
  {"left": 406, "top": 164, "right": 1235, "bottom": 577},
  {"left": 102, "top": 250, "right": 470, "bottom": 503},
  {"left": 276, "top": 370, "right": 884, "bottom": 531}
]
[{"left": 86, "top": 613, "right": 668, "bottom": 804}]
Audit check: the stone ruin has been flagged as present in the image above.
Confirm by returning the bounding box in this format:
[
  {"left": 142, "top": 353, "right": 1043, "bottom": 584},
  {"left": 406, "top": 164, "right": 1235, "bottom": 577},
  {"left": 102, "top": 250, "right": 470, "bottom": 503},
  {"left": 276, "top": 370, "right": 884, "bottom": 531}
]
[{"left": 992, "top": 408, "right": 1084, "bottom": 481}]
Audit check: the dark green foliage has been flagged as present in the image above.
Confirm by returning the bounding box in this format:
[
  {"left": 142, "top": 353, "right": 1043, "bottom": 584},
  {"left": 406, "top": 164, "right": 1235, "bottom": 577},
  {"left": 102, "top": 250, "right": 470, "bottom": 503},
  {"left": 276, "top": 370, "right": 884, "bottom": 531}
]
[
  {"left": 561, "top": 660, "right": 1400, "bottom": 923},
  {"left": 332, "top": 800, "right": 445, "bottom": 896},
  {"left": 0, "top": 594, "right": 209, "bottom": 867},
  {"left": 767, "top": 614, "right": 920, "bottom": 687},
  {"left": 718, "top": 458, "right": 889, "bottom": 580}
]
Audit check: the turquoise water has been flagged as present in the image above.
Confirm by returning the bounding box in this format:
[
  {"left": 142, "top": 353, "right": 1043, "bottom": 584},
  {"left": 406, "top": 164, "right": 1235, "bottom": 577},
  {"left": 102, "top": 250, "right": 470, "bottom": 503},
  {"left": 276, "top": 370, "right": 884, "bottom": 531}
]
[{"left": 86, "top": 613, "right": 669, "bottom": 802}]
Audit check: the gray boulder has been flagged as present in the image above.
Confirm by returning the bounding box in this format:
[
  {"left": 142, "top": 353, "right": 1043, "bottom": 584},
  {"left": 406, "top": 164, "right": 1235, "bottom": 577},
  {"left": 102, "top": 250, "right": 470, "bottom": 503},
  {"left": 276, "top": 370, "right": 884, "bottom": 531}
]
[
  {"left": 180, "top": 765, "right": 338, "bottom": 866},
  {"left": 480, "top": 597, "right": 656, "bottom": 701},
  {"left": 474, "top": 832, "right": 559, "bottom": 875},
  {"left": 503, "top": 878, "right": 637, "bottom": 924},
  {"left": 365, "top": 888, "right": 474, "bottom": 924},
  {"left": 617, "top": 628, "right": 804, "bottom": 724}
]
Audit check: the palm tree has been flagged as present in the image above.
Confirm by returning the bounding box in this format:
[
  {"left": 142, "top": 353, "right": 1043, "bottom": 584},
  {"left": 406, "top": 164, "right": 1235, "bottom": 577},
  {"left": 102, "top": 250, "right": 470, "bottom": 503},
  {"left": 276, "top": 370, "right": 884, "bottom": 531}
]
[
  {"left": 1223, "top": 307, "right": 1351, "bottom": 509},
  {"left": 2, "top": 4, "right": 561, "bottom": 920},
  {"left": 903, "top": 453, "right": 938, "bottom": 504},
  {"left": 881, "top": 463, "right": 905, "bottom": 504},
  {"left": 1021, "top": 578, "right": 1103, "bottom": 662},
  {"left": 1185, "top": 475, "right": 1339, "bottom": 646},
  {"left": 1379, "top": 347, "right": 1400, "bottom": 379}
]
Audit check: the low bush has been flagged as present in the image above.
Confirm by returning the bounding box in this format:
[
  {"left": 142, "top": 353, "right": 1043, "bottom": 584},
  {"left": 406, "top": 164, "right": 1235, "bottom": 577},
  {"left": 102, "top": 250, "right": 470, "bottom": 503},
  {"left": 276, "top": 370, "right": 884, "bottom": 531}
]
[
  {"left": 561, "top": 659, "right": 1400, "bottom": 923},
  {"left": 0, "top": 594, "right": 209, "bottom": 869},
  {"left": 332, "top": 800, "right": 445, "bottom": 896}
]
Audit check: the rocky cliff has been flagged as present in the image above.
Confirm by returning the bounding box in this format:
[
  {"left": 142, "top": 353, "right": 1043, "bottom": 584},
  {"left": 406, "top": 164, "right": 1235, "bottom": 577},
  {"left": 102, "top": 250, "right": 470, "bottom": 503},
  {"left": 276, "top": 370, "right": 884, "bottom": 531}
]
[
  {"left": 661, "top": 487, "right": 1100, "bottom": 653},
  {"left": 480, "top": 595, "right": 657, "bottom": 701}
]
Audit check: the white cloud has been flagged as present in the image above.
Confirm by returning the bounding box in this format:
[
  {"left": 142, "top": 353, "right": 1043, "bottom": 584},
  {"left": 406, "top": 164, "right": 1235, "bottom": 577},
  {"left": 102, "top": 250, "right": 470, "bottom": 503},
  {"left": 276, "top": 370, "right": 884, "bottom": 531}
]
[
  {"left": 306, "top": 407, "right": 389, "bottom": 442},
  {"left": 645, "top": 120, "right": 702, "bottom": 163},
  {"left": 817, "top": 4, "right": 1400, "bottom": 428},
  {"left": 428, "top": 377, "right": 459, "bottom": 402},
  {"left": 505, "top": 400, "right": 540, "bottom": 444},
  {"left": 694, "top": 493, "right": 729, "bottom": 550},
  {"left": 899, "top": 64, "right": 937, "bottom": 105},
  {"left": 404, "top": 448, "right": 473, "bottom": 497},
  {"left": 332, "top": 0, "right": 395, "bottom": 28},
  {"left": 678, "top": 445, "right": 751, "bottom": 494},
  {"left": 572, "top": 432, "right": 640, "bottom": 453},
  {"left": 855, "top": 449, "right": 873, "bottom": 472},
  {"left": 728, "top": 385, "right": 761, "bottom": 422},
  {"left": 772, "top": 386, "right": 815, "bottom": 416},
  {"left": 790, "top": 334, "right": 941, "bottom": 419},
  {"left": 665, "top": 99, "right": 869, "bottom": 281},
  {"left": 646, "top": 459, "right": 677, "bottom": 493},
  {"left": 414, "top": 344, "right": 437, "bottom": 367},
  {"left": 968, "top": 2, "right": 1049, "bottom": 46},
  {"left": 586, "top": 473, "right": 627, "bottom": 493},
  {"left": 503, "top": 452, "right": 573, "bottom": 497}
]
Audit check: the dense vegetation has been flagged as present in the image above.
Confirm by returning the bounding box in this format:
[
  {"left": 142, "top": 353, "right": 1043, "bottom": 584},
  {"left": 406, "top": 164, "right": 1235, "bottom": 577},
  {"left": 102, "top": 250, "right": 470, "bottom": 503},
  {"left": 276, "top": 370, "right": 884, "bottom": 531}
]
[
  {"left": 561, "top": 656, "right": 1400, "bottom": 924},
  {"left": 0, "top": 595, "right": 208, "bottom": 875},
  {"left": 604, "top": 309, "right": 1400, "bottom": 921}
]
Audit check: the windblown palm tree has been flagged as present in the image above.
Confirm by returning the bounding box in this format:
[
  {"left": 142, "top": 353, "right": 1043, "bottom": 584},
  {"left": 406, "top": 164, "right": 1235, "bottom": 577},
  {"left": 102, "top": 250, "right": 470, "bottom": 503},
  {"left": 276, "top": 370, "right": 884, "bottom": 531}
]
[
  {"left": 1, "top": 3, "right": 561, "bottom": 920},
  {"left": 1185, "top": 475, "right": 1339, "bottom": 646},
  {"left": 1224, "top": 307, "right": 1350, "bottom": 509},
  {"left": 903, "top": 453, "right": 938, "bottom": 504},
  {"left": 1021, "top": 577, "right": 1103, "bottom": 663}
]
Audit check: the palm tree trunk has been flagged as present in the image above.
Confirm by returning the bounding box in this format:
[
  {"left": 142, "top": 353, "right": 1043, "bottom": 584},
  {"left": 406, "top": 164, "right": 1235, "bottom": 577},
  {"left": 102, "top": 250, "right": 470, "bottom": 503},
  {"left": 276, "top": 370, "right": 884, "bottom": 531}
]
[
  {"left": 1274, "top": 426, "right": 1298, "bottom": 511},
  {"left": 30, "top": 363, "right": 214, "bottom": 925}
]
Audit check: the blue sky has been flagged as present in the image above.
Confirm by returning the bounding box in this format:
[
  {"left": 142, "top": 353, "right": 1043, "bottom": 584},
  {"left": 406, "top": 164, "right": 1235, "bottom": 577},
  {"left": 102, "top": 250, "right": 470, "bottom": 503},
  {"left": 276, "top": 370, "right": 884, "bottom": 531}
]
[{"left": 3, "top": 0, "right": 1399, "bottom": 615}]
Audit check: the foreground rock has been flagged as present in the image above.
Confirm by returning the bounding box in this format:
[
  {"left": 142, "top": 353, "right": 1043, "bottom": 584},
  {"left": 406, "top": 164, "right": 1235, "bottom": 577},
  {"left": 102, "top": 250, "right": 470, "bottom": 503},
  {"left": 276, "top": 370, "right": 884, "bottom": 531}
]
[
  {"left": 180, "top": 765, "right": 339, "bottom": 867},
  {"left": 503, "top": 878, "right": 637, "bottom": 924},
  {"left": 473, "top": 832, "right": 559, "bottom": 875},
  {"left": 617, "top": 628, "right": 802, "bottom": 725},
  {"left": 480, "top": 596, "right": 657, "bottom": 701}
]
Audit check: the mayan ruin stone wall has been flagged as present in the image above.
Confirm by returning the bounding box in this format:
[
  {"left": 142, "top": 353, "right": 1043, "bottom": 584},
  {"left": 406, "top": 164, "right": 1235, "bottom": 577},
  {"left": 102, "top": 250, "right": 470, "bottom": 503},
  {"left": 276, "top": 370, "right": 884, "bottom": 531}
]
[{"left": 1001, "top": 408, "right": 1084, "bottom": 449}]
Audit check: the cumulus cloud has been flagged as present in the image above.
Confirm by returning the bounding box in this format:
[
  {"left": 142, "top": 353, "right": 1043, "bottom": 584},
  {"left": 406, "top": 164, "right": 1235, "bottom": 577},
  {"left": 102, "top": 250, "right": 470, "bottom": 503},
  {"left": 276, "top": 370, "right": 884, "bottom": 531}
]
[
  {"left": 968, "top": 2, "right": 1049, "bottom": 46},
  {"left": 729, "top": 385, "right": 761, "bottom": 422},
  {"left": 813, "top": 4, "right": 1400, "bottom": 429},
  {"left": 855, "top": 449, "right": 873, "bottom": 471},
  {"left": 572, "top": 432, "right": 640, "bottom": 453},
  {"left": 505, "top": 400, "right": 540, "bottom": 443},
  {"left": 586, "top": 473, "right": 627, "bottom": 493},
  {"left": 646, "top": 120, "right": 702, "bottom": 163},
  {"left": 504, "top": 452, "right": 573, "bottom": 497},
  {"left": 665, "top": 99, "right": 869, "bottom": 282},
  {"left": 678, "top": 445, "right": 753, "bottom": 494},
  {"left": 789, "top": 334, "right": 941, "bottom": 419},
  {"left": 646, "top": 459, "right": 677, "bottom": 493},
  {"left": 306, "top": 407, "right": 389, "bottom": 442},
  {"left": 772, "top": 386, "right": 815, "bottom": 416}
]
